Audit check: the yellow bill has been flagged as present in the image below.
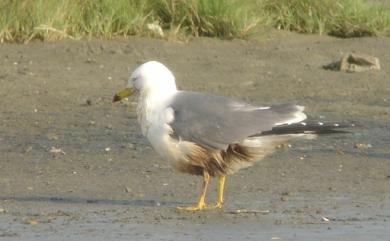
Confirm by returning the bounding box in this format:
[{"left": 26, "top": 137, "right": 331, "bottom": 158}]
[{"left": 113, "top": 87, "right": 133, "bottom": 102}]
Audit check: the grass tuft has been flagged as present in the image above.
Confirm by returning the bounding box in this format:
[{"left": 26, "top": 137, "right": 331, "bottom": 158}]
[{"left": 146, "top": 0, "right": 260, "bottom": 39}]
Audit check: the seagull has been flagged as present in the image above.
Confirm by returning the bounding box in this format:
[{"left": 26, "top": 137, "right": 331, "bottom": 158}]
[{"left": 113, "top": 61, "right": 348, "bottom": 211}]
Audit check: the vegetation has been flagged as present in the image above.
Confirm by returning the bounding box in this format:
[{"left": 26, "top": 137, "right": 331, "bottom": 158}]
[
  {"left": 0, "top": 0, "right": 389, "bottom": 42},
  {"left": 262, "top": 0, "right": 390, "bottom": 37}
]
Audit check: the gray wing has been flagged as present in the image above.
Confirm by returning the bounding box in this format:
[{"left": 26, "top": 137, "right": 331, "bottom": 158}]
[{"left": 168, "top": 91, "right": 306, "bottom": 150}]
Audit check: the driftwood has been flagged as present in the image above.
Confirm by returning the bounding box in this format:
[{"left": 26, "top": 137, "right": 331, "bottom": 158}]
[{"left": 324, "top": 53, "right": 380, "bottom": 72}]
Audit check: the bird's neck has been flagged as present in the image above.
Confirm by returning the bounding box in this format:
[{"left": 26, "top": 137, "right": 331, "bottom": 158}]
[{"left": 136, "top": 87, "right": 177, "bottom": 136}]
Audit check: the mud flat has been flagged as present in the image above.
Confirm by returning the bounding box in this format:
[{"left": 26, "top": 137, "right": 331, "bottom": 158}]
[{"left": 0, "top": 32, "right": 389, "bottom": 240}]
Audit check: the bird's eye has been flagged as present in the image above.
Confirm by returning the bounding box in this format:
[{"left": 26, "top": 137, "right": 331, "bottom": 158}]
[{"left": 131, "top": 76, "right": 140, "bottom": 91}]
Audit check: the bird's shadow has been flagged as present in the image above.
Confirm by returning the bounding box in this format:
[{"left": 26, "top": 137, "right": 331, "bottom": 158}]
[{"left": 0, "top": 196, "right": 182, "bottom": 207}]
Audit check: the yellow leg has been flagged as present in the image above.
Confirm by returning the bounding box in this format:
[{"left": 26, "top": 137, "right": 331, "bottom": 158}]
[
  {"left": 177, "top": 169, "right": 210, "bottom": 211},
  {"left": 209, "top": 175, "right": 225, "bottom": 209}
]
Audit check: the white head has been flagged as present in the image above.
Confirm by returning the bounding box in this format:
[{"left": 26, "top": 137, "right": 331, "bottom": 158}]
[
  {"left": 128, "top": 61, "right": 177, "bottom": 96},
  {"left": 113, "top": 61, "right": 178, "bottom": 104}
]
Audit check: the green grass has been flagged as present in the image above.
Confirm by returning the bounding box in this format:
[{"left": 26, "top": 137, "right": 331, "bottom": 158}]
[
  {"left": 0, "top": 0, "right": 389, "bottom": 42},
  {"left": 262, "top": 0, "right": 390, "bottom": 37},
  {"left": 147, "top": 0, "right": 260, "bottom": 38},
  {"left": 0, "top": 0, "right": 148, "bottom": 42}
]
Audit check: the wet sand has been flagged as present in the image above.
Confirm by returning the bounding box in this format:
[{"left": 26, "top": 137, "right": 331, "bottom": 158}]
[{"left": 0, "top": 31, "right": 389, "bottom": 240}]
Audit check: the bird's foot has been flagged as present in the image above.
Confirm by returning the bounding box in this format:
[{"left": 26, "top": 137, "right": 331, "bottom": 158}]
[
  {"left": 177, "top": 202, "right": 206, "bottom": 211},
  {"left": 206, "top": 202, "right": 223, "bottom": 209},
  {"left": 177, "top": 202, "right": 223, "bottom": 211}
]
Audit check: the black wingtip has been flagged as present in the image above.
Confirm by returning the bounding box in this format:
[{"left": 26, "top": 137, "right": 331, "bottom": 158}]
[{"left": 257, "top": 121, "right": 354, "bottom": 136}]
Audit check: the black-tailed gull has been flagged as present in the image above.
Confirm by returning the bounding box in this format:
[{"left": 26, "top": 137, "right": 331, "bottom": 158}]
[{"left": 113, "top": 61, "right": 348, "bottom": 211}]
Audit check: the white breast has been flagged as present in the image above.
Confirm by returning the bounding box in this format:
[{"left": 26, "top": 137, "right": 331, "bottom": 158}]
[{"left": 136, "top": 95, "right": 181, "bottom": 160}]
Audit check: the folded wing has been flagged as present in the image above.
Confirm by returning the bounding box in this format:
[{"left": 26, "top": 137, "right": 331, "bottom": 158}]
[{"left": 168, "top": 91, "right": 306, "bottom": 150}]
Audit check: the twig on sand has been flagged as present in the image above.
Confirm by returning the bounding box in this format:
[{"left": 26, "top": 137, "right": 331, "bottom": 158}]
[{"left": 227, "top": 209, "right": 270, "bottom": 214}]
